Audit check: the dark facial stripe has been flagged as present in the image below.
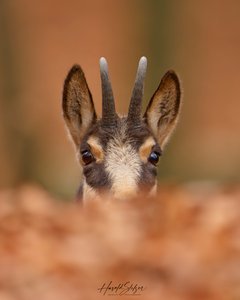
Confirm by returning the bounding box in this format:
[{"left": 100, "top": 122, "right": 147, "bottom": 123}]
[
  {"left": 76, "top": 184, "right": 83, "bottom": 202},
  {"left": 138, "top": 163, "right": 157, "bottom": 191},
  {"left": 83, "top": 162, "right": 111, "bottom": 190}
]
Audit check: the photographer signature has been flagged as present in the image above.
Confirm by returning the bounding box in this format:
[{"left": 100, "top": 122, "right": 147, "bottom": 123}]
[{"left": 97, "top": 281, "right": 146, "bottom": 296}]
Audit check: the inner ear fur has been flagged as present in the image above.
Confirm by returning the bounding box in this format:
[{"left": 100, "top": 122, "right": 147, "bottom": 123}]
[
  {"left": 62, "top": 65, "right": 96, "bottom": 147},
  {"left": 144, "top": 70, "right": 181, "bottom": 148}
]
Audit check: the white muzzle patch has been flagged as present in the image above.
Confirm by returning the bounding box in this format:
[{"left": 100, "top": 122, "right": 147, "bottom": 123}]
[{"left": 105, "top": 140, "right": 141, "bottom": 199}]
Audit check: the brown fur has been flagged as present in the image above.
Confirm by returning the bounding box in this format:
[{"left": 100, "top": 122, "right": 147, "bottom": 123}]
[
  {"left": 139, "top": 137, "right": 156, "bottom": 163},
  {"left": 62, "top": 65, "right": 96, "bottom": 146},
  {"left": 86, "top": 136, "right": 104, "bottom": 163},
  {"left": 144, "top": 70, "right": 181, "bottom": 148}
]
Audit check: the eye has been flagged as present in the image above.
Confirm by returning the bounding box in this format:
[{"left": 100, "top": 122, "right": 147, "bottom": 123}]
[
  {"left": 81, "top": 150, "right": 95, "bottom": 165},
  {"left": 148, "top": 151, "right": 161, "bottom": 166}
]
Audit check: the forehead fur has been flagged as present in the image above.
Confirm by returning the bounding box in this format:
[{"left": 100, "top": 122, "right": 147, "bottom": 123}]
[{"left": 81, "top": 117, "right": 154, "bottom": 151}]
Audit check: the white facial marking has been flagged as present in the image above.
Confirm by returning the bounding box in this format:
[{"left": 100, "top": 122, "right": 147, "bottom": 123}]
[{"left": 105, "top": 136, "right": 142, "bottom": 199}]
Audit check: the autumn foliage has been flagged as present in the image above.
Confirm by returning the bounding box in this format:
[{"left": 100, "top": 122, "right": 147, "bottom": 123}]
[{"left": 0, "top": 185, "right": 239, "bottom": 299}]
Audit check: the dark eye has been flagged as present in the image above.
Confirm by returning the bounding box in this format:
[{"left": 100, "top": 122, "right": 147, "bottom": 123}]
[
  {"left": 148, "top": 151, "right": 160, "bottom": 166},
  {"left": 81, "top": 150, "right": 95, "bottom": 165}
]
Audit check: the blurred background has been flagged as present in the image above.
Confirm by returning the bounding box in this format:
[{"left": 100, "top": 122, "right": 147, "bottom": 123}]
[{"left": 0, "top": 0, "right": 240, "bottom": 199}]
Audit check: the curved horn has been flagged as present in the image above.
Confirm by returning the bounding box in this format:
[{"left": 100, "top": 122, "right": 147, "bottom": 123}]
[
  {"left": 127, "top": 56, "right": 147, "bottom": 125},
  {"left": 100, "top": 57, "right": 117, "bottom": 127}
]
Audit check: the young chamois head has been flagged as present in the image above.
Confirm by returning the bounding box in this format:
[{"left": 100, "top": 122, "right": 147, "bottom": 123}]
[{"left": 62, "top": 57, "right": 181, "bottom": 201}]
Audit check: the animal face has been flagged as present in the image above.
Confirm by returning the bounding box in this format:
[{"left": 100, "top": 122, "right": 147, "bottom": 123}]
[{"left": 62, "top": 57, "right": 181, "bottom": 201}]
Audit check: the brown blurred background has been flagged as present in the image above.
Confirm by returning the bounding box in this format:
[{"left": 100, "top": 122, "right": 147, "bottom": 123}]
[{"left": 0, "top": 0, "right": 240, "bottom": 198}]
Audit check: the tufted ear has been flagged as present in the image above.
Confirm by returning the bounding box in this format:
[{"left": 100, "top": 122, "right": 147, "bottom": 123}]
[
  {"left": 144, "top": 70, "right": 181, "bottom": 148},
  {"left": 62, "top": 65, "right": 97, "bottom": 147}
]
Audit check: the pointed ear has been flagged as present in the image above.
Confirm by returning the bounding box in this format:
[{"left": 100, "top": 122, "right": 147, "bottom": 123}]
[
  {"left": 62, "top": 65, "right": 97, "bottom": 147},
  {"left": 144, "top": 70, "right": 181, "bottom": 148}
]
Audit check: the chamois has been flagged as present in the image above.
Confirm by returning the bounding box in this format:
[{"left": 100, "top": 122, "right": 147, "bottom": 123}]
[{"left": 62, "top": 57, "right": 181, "bottom": 201}]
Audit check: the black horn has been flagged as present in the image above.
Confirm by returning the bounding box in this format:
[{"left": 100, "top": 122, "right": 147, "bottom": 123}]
[
  {"left": 127, "top": 56, "right": 147, "bottom": 125},
  {"left": 100, "top": 57, "right": 117, "bottom": 127}
]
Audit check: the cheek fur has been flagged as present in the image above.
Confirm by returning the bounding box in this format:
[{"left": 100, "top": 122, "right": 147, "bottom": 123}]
[
  {"left": 139, "top": 163, "right": 157, "bottom": 191},
  {"left": 83, "top": 163, "right": 111, "bottom": 189}
]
